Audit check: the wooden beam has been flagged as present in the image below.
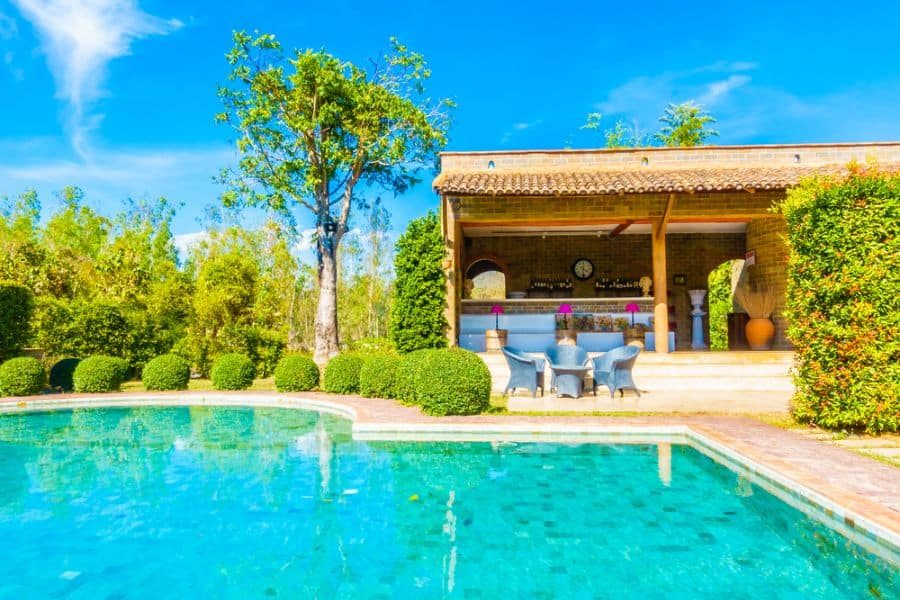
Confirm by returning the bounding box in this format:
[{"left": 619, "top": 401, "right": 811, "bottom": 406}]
[
  {"left": 443, "top": 196, "right": 462, "bottom": 348},
  {"left": 608, "top": 221, "right": 633, "bottom": 238},
  {"left": 651, "top": 194, "right": 675, "bottom": 354}
]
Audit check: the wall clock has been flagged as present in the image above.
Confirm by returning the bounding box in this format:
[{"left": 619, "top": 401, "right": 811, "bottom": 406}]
[{"left": 572, "top": 258, "right": 594, "bottom": 280}]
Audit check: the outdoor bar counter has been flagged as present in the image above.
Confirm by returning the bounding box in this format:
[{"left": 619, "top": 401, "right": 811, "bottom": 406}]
[{"left": 459, "top": 297, "right": 674, "bottom": 353}]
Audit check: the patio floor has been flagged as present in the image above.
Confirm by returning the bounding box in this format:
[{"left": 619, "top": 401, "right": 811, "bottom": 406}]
[{"left": 480, "top": 350, "right": 795, "bottom": 413}]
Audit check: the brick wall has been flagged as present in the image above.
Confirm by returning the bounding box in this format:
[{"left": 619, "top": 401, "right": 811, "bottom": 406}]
[
  {"left": 745, "top": 217, "right": 791, "bottom": 349},
  {"left": 464, "top": 232, "right": 746, "bottom": 348}
]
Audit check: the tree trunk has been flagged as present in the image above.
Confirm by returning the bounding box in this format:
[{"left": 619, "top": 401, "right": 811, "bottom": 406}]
[{"left": 314, "top": 232, "right": 341, "bottom": 365}]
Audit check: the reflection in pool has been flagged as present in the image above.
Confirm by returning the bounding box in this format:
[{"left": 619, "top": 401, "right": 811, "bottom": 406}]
[{"left": 0, "top": 407, "right": 895, "bottom": 598}]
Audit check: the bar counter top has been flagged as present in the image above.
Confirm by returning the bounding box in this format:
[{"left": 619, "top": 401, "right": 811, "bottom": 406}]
[{"left": 462, "top": 297, "right": 654, "bottom": 314}]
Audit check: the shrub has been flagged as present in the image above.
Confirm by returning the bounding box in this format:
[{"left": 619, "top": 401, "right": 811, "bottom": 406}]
[
  {"left": 322, "top": 353, "right": 364, "bottom": 394},
  {"left": 394, "top": 349, "right": 438, "bottom": 405},
  {"left": 359, "top": 353, "right": 402, "bottom": 399},
  {"left": 779, "top": 167, "right": 899, "bottom": 433},
  {"left": 0, "top": 357, "right": 45, "bottom": 397},
  {"left": 211, "top": 353, "right": 255, "bottom": 390},
  {"left": 273, "top": 354, "right": 319, "bottom": 392},
  {"left": 73, "top": 355, "right": 129, "bottom": 393},
  {"left": 49, "top": 357, "right": 81, "bottom": 392},
  {"left": 389, "top": 212, "right": 449, "bottom": 353},
  {"left": 415, "top": 348, "right": 491, "bottom": 416},
  {"left": 141, "top": 354, "right": 191, "bottom": 391},
  {"left": 0, "top": 283, "right": 34, "bottom": 362}
]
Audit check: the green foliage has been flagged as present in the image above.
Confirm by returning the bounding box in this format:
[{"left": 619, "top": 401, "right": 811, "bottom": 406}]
[
  {"left": 73, "top": 355, "right": 130, "bottom": 393},
  {"left": 708, "top": 261, "right": 734, "bottom": 351},
  {"left": 211, "top": 353, "right": 256, "bottom": 390},
  {"left": 0, "top": 282, "right": 33, "bottom": 361},
  {"left": 390, "top": 212, "right": 448, "bottom": 352},
  {"left": 349, "top": 337, "right": 397, "bottom": 354},
  {"left": 359, "top": 353, "right": 402, "bottom": 399},
  {"left": 394, "top": 348, "right": 438, "bottom": 405},
  {"left": 0, "top": 357, "right": 45, "bottom": 396},
  {"left": 415, "top": 348, "right": 491, "bottom": 416},
  {"left": 141, "top": 354, "right": 191, "bottom": 391},
  {"left": 49, "top": 357, "right": 80, "bottom": 392},
  {"left": 655, "top": 102, "right": 719, "bottom": 147},
  {"left": 322, "top": 353, "right": 365, "bottom": 394},
  {"left": 778, "top": 167, "right": 899, "bottom": 433},
  {"left": 273, "top": 354, "right": 320, "bottom": 392}
]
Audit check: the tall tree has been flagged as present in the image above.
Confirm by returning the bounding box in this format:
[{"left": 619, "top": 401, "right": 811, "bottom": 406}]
[
  {"left": 655, "top": 101, "right": 719, "bottom": 147},
  {"left": 216, "top": 31, "right": 451, "bottom": 363}
]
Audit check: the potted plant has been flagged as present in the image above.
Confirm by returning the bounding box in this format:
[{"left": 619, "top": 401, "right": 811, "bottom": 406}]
[
  {"left": 734, "top": 286, "right": 776, "bottom": 350},
  {"left": 555, "top": 304, "right": 576, "bottom": 344}
]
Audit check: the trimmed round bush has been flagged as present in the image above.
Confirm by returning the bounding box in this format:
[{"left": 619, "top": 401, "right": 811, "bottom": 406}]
[
  {"left": 415, "top": 348, "right": 491, "bottom": 416},
  {"left": 49, "top": 357, "right": 81, "bottom": 392},
  {"left": 211, "top": 353, "right": 255, "bottom": 391},
  {"left": 359, "top": 353, "right": 402, "bottom": 399},
  {"left": 0, "top": 357, "right": 46, "bottom": 397},
  {"left": 273, "top": 354, "right": 319, "bottom": 392},
  {"left": 142, "top": 354, "right": 191, "bottom": 391},
  {"left": 394, "top": 349, "right": 438, "bottom": 405},
  {"left": 73, "top": 355, "right": 128, "bottom": 393},
  {"left": 322, "top": 353, "right": 364, "bottom": 394}
]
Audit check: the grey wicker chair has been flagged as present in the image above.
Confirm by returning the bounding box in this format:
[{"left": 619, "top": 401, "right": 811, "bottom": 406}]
[
  {"left": 591, "top": 345, "right": 641, "bottom": 398},
  {"left": 501, "top": 346, "right": 546, "bottom": 397},
  {"left": 544, "top": 344, "right": 589, "bottom": 391}
]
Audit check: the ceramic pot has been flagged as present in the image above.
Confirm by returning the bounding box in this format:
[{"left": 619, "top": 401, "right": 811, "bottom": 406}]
[{"left": 745, "top": 318, "right": 775, "bottom": 350}]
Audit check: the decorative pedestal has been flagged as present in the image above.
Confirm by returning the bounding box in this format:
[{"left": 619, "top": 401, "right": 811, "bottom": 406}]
[
  {"left": 688, "top": 289, "right": 708, "bottom": 350},
  {"left": 555, "top": 329, "right": 577, "bottom": 345},
  {"left": 485, "top": 329, "right": 508, "bottom": 352}
]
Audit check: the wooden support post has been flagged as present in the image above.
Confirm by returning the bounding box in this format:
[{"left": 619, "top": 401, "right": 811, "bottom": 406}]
[
  {"left": 443, "top": 197, "right": 462, "bottom": 347},
  {"left": 652, "top": 194, "right": 675, "bottom": 354}
]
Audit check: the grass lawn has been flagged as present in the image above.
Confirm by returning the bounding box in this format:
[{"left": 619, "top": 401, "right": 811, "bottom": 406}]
[{"left": 120, "top": 378, "right": 277, "bottom": 393}]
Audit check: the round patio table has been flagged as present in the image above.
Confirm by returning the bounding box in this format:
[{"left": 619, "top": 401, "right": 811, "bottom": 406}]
[{"left": 550, "top": 365, "right": 591, "bottom": 398}]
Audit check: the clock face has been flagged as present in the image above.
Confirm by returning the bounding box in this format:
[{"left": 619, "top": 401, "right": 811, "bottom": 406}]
[{"left": 572, "top": 258, "right": 594, "bottom": 280}]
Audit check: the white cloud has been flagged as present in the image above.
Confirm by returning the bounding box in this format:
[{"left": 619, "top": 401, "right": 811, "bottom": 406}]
[
  {"left": 173, "top": 230, "right": 208, "bottom": 256},
  {"left": 502, "top": 118, "right": 543, "bottom": 143},
  {"left": 0, "top": 12, "right": 17, "bottom": 38},
  {"left": 699, "top": 74, "right": 751, "bottom": 105},
  {"left": 10, "top": 0, "right": 182, "bottom": 157}
]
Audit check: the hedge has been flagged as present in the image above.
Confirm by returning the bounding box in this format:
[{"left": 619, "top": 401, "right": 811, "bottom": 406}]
[
  {"left": 779, "top": 166, "right": 899, "bottom": 433},
  {"left": 73, "top": 355, "right": 130, "bottom": 393},
  {"left": 142, "top": 354, "right": 191, "bottom": 391},
  {"left": 322, "top": 353, "right": 364, "bottom": 394},
  {"left": 359, "top": 353, "right": 402, "bottom": 399},
  {"left": 0, "top": 357, "right": 45, "bottom": 397},
  {"left": 389, "top": 212, "right": 449, "bottom": 353},
  {"left": 49, "top": 357, "right": 81, "bottom": 392},
  {"left": 273, "top": 354, "right": 319, "bottom": 392},
  {"left": 394, "top": 349, "right": 438, "bottom": 405},
  {"left": 0, "top": 283, "right": 33, "bottom": 362},
  {"left": 211, "top": 353, "right": 256, "bottom": 390},
  {"left": 415, "top": 348, "right": 491, "bottom": 416}
]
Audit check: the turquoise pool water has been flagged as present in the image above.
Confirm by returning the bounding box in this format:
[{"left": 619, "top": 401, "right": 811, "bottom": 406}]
[{"left": 0, "top": 407, "right": 895, "bottom": 598}]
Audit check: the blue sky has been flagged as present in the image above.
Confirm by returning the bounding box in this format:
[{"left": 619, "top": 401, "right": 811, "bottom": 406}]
[{"left": 1, "top": 0, "right": 899, "bottom": 248}]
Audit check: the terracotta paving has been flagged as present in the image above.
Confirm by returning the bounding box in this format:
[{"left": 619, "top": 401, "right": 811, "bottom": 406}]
[{"left": 2, "top": 390, "right": 898, "bottom": 545}]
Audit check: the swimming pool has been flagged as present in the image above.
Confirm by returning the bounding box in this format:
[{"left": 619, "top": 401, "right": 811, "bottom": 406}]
[{"left": 0, "top": 406, "right": 895, "bottom": 598}]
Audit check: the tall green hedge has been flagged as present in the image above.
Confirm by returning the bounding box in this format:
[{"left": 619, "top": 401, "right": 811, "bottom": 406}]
[
  {"left": 779, "top": 167, "right": 899, "bottom": 433},
  {"left": 389, "top": 212, "right": 448, "bottom": 353},
  {"left": 0, "top": 283, "right": 33, "bottom": 362},
  {"left": 708, "top": 261, "right": 733, "bottom": 351}
]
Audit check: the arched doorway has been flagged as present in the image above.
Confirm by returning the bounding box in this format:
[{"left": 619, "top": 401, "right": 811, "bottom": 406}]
[
  {"left": 707, "top": 259, "right": 745, "bottom": 350},
  {"left": 465, "top": 258, "right": 506, "bottom": 300}
]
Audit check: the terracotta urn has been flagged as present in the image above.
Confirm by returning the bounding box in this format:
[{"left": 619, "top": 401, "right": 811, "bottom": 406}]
[{"left": 745, "top": 318, "right": 775, "bottom": 350}]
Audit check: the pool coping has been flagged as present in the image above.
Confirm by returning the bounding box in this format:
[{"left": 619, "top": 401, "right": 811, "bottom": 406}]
[{"left": 1, "top": 391, "right": 897, "bottom": 565}]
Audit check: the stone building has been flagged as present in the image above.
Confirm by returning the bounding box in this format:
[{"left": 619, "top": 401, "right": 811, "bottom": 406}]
[{"left": 432, "top": 142, "right": 900, "bottom": 353}]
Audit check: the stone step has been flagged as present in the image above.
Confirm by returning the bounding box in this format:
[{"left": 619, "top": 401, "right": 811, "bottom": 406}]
[{"left": 505, "top": 389, "right": 792, "bottom": 414}]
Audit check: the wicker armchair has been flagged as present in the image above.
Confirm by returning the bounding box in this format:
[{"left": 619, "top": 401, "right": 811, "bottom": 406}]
[
  {"left": 591, "top": 345, "right": 641, "bottom": 398},
  {"left": 501, "top": 346, "right": 546, "bottom": 397}
]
